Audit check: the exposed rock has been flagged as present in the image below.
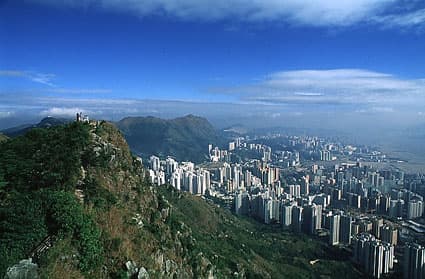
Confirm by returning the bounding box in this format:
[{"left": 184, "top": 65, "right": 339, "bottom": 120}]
[
  {"left": 125, "top": 260, "right": 138, "bottom": 277},
  {"left": 132, "top": 213, "right": 144, "bottom": 229},
  {"left": 164, "top": 260, "right": 172, "bottom": 274},
  {"left": 154, "top": 252, "right": 164, "bottom": 269},
  {"left": 4, "top": 259, "right": 39, "bottom": 279},
  {"left": 137, "top": 267, "right": 149, "bottom": 279},
  {"left": 161, "top": 207, "right": 170, "bottom": 220}
]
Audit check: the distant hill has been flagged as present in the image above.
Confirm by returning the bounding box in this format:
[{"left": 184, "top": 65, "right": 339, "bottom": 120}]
[
  {"left": 116, "top": 115, "right": 220, "bottom": 162},
  {"left": 1, "top": 117, "right": 70, "bottom": 137}
]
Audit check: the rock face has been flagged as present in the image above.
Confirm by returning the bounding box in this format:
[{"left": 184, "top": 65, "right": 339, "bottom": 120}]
[
  {"left": 137, "top": 267, "right": 149, "bottom": 279},
  {"left": 125, "top": 261, "right": 138, "bottom": 278},
  {"left": 4, "top": 259, "right": 39, "bottom": 279}
]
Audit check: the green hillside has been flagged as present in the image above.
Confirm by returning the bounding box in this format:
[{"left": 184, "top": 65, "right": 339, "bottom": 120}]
[
  {"left": 116, "top": 115, "right": 220, "bottom": 162},
  {"left": 0, "top": 121, "right": 362, "bottom": 278}
]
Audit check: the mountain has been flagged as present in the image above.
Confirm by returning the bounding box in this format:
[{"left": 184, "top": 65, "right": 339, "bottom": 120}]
[
  {"left": 116, "top": 115, "right": 221, "bottom": 162},
  {"left": 0, "top": 121, "right": 361, "bottom": 278},
  {"left": 1, "top": 117, "right": 70, "bottom": 137}
]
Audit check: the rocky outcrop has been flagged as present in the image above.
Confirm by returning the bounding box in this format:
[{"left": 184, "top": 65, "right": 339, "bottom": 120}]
[{"left": 4, "top": 259, "right": 39, "bottom": 279}]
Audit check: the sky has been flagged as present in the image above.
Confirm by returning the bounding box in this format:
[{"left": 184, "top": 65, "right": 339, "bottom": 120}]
[{"left": 1, "top": 0, "right": 425, "bottom": 135}]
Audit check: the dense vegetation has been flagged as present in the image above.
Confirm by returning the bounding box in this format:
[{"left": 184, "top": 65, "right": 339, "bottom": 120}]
[
  {"left": 116, "top": 115, "right": 221, "bottom": 162},
  {"left": 159, "top": 185, "right": 362, "bottom": 278},
  {"left": 0, "top": 123, "right": 103, "bottom": 275},
  {"left": 0, "top": 120, "right": 361, "bottom": 278}
]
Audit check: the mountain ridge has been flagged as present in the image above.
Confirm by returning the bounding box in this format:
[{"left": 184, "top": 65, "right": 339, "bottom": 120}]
[
  {"left": 116, "top": 114, "right": 221, "bottom": 162},
  {"left": 1, "top": 116, "right": 70, "bottom": 137}
]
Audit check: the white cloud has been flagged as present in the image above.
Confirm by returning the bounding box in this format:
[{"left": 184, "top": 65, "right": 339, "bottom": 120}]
[
  {"left": 372, "top": 8, "right": 425, "bottom": 28},
  {"left": 0, "top": 111, "right": 14, "bottom": 119},
  {"left": 40, "top": 107, "right": 91, "bottom": 117},
  {"left": 370, "top": 106, "right": 394, "bottom": 113},
  {"left": 32, "top": 0, "right": 402, "bottom": 27},
  {"left": 0, "top": 70, "right": 56, "bottom": 87},
  {"left": 47, "top": 88, "right": 112, "bottom": 94},
  {"left": 0, "top": 71, "right": 112, "bottom": 94},
  {"left": 211, "top": 69, "right": 425, "bottom": 107},
  {"left": 29, "top": 73, "right": 56, "bottom": 87}
]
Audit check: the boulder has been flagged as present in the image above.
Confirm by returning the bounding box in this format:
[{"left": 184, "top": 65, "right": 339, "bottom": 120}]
[
  {"left": 4, "top": 259, "right": 39, "bottom": 279},
  {"left": 137, "top": 267, "right": 149, "bottom": 279},
  {"left": 125, "top": 260, "right": 138, "bottom": 277}
]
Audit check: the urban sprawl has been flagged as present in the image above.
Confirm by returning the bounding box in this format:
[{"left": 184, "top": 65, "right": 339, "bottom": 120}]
[{"left": 146, "top": 134, "right": 425, "bottom": 279}]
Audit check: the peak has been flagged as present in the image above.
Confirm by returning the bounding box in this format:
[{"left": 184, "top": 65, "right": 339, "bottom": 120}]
[
  {"left": 183, "top": 114, "right": 203, "bottom": 119},
  {"left": 174, "top": 114, "right": 207, "bottom": 122}
]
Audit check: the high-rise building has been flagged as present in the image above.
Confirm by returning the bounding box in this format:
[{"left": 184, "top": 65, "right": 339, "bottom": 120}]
[
  {"left": 149, "top": 155, "right": 160, "bottom": 172},
  {"left": 300, "top": 176, "right": 310, "bottom": 195},
  {"left": 302, "top": 204, "right": 322, "bottom": 235},
  {"left": 382, "top": 242, "right": 394, "bottom": 274},
  {"left": 348, "top": 192, "right": 361, "bottom": 209},
  {"left": 165, "top": 157, "right": 178, "bottom": 179},
  {"left": 379, "top": 195, "right": 390, "bottom": 215},
  {"left": 332, "top": 188, "right": 342, "bottom": 203},
  {"left": 320, "top": 150, "right": 331, "bottom": 161},
  {"left": 372, "top": 218, "right": 384, "bottom": 238},
  {"left": 367, "top": 241, "right": 384, "bottom": 278},
  {"left": 281, "top": 204, "right": 293, "bottom": 228},
  {"left": 292, "top": 206, "right": 303, "bottom": 233},
  {"left": 235, "top": 191, "right": 250, "bottom": 216},
  {"left": 389, "top": 199, "right": 404, "bottom": 218},
  {"left": 404, "top": 243, "right": 425, "bottom": 279},
  {"left": 170, "top": 170, "right": 182, "bottom": 190},
  {"left": 353, "top": 233, "right": 394, "bottom": 278},
  {"left": 408, "top": 198, "right": 424, "bottom": 219},
  {"left": 264, "top": 199, "right": 280, "bottom": 224},
  {"left": 340, "top": 214, "right": 353, "bottom": 244},
  {"left": 329, "top": 214, "right": 340, "bottom": 246},
  {"left": 381, "top": 225, "right": 398, "bottom": 246}
]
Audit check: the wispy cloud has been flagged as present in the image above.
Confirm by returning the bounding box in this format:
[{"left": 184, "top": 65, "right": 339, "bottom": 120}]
[
  {"left": 40, "top": 107, "right": 92, "bottom": 117},
  {"left": 0, "top": 70, "right": 112, "bottom": 94},
  {"left": 47, "top": 88, "right": 112, "bottom": 94},
  {"left": 372, "top": 8, "right": 425, "bottom": 28},
  {"left": 30, "top": 0, "right": 425, "bottom": 29},
  {"left": 210, "top": 69, "right": 425, "bottom": 109},
  {"left": 0, "top": 70, "right": 56, "bottom": 87},
  {"left": 0, "top": 111, "right": 14, "bottom": 119}
]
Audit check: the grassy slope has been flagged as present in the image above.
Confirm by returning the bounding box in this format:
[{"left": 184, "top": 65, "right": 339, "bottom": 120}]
[{"left": 159, "top": 185, "right": 363, "bottom": 278}]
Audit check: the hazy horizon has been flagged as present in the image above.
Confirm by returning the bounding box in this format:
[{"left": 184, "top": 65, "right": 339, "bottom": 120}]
[{"left": 1, "top": 0, "right": 425, "bottom": 160}]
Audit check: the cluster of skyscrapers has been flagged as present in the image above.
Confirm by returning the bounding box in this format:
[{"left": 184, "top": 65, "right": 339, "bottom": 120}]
[
  {"left": 353, "top": 233, "right": 394, "bottom": 278},
  {"left": 147, "top": 132, "right": 425, "bottom": 278},
  {"left": 404, "top": 243, "right": 425, "bottom": 279},
  {"left": 148, "top": 156, "right": 211, "bottom": 195}
]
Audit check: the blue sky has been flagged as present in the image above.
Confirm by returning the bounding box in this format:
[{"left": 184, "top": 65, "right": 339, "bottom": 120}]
[{"left": 1, "top": 0, "right": 425, "bottom": 129}]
